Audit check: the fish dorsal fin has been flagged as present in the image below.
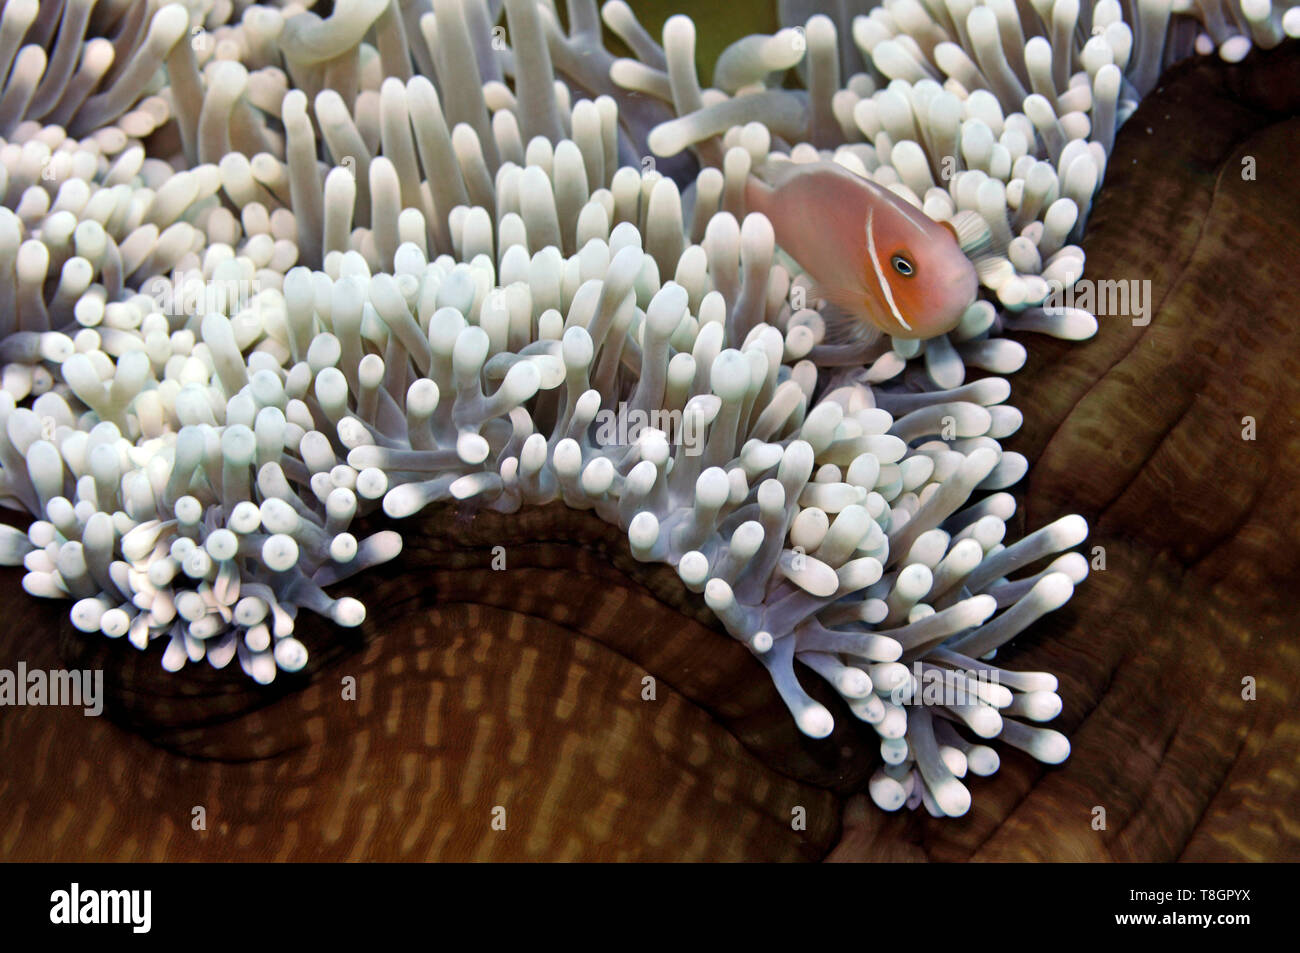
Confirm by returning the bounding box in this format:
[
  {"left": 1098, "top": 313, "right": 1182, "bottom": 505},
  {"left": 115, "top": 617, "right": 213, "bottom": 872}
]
[
  {"left": 752, "top": 156, "right": 809, "bottom": 189},
  {"left": 755, "top": 156, "right": 875, "bottom": 191},
  {"left": 945, "top": 210, "right": 993, "bottom": 257},
  {"left": 744, "top": 174, "right": 775, "bottom": 216}
]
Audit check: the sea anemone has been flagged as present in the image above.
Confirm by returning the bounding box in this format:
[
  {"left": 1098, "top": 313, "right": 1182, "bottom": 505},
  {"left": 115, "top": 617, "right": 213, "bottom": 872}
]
[{"left": 0, "top": 0, "right": 1295, "bottom": 828}]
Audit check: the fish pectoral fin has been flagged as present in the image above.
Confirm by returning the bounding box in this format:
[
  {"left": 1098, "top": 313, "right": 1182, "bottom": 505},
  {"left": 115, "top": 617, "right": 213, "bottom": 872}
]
[
  {"left": 817, "top": 284, "right": 868, "bottom": 315},
  {"left": 816, "top": 286, "right": 885, "bottom": 347}
]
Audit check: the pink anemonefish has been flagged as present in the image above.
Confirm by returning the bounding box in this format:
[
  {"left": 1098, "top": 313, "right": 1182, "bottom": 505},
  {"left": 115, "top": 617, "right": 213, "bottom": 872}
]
[{"left": 745, "top": 160, "right": 979, "bottom": 341}]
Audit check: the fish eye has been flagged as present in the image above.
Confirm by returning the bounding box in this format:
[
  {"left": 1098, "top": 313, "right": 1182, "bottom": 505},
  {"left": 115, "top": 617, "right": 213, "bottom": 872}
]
[{"left": 891, "top": 255, "right": 915, "bottom": 277}]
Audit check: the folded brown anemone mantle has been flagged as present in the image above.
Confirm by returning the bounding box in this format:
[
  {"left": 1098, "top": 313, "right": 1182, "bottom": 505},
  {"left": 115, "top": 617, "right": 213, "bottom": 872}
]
[{"left": 2, "top": 43, "right": 1299, "bottom": 863}]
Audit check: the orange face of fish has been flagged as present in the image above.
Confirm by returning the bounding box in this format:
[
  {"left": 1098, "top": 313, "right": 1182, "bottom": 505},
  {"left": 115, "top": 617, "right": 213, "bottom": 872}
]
[{"left": 746, "top": 162, "right": 979, "bottom": 341}]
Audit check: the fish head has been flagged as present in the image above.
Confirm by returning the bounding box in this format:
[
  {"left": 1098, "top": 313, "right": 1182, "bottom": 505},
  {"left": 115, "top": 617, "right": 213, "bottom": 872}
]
[{"left": 858, "top": 200, "right": 980, "bottom": 340}]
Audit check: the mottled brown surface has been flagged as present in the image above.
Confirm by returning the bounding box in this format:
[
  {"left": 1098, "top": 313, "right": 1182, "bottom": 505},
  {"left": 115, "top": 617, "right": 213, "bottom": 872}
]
[
  {"left": 832, "top": 42, "right": 1300, "bottom": 862},
  {"left": 1, "top": 509, "right": 848, "bottom": 860},
  {"left": 2, "top": 45, "right": 1299, "bottom": 862}
]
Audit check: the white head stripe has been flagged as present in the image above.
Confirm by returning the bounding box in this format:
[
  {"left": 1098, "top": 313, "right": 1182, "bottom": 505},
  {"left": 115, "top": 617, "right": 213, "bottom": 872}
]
[{"left": 865, "top": 208, "right": 912, "bottom": 332}]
